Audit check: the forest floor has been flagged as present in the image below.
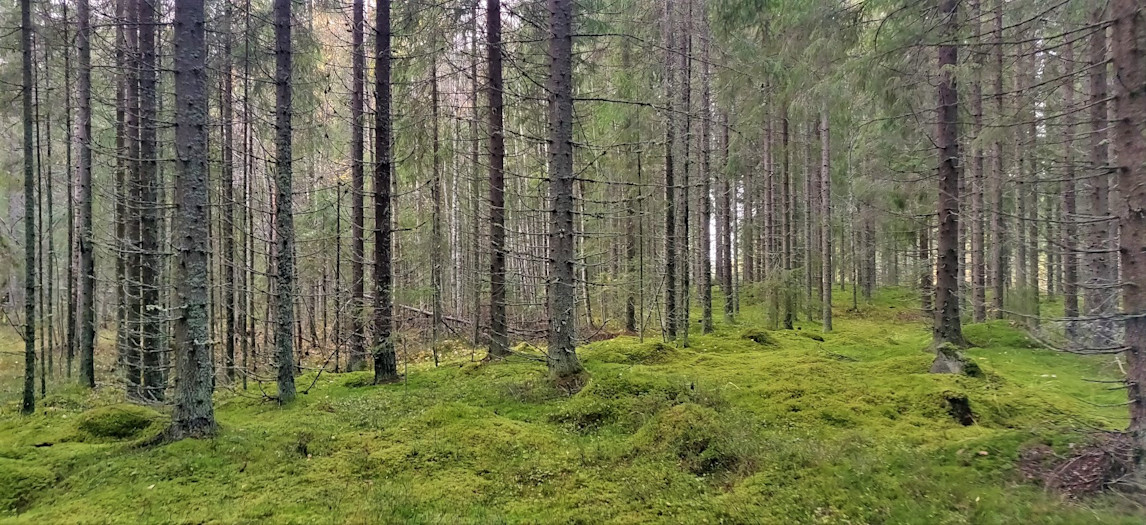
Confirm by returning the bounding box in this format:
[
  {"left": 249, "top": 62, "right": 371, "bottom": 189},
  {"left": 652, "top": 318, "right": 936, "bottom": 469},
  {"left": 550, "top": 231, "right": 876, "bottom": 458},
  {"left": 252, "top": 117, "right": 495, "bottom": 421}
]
[{"left": 1, "top": 288, "right": 1144, "bottom": 523}]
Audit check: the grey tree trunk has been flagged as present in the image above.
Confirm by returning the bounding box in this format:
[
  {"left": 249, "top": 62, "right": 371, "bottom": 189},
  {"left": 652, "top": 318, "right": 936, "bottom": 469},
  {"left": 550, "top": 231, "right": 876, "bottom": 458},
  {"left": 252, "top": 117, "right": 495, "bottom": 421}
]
[
  {"left": 221, "top": 1, "right": 236, "bottom": 383},
  {"left": 139, "top": 0, "right": 163, "bottom": 403},
  {"left": 699, "top": 9, "right": 713, "bottom": 334},
  {"left": 931, "top": 0, "right": 968, "bottom": 356},
  {"left": 373, "top": 0, "right": 398, "bottom": 383},
  {"left": 990, "top": 0, "right": 1007, "bottom": 319},
  {"left": 1108, "top": 0, "right": 1146, "bottom": 477},
  {"left": 1083, "top": 4, "right": 1115, "bottom": 347},
  {"left": 348, "top": 0, "right": 366, "bottom": 371},
  {"left": 169, "top": 0, "right": 217, "bottom": 439},
  {"left": 820, "top": 111, "right": 832, "bottom": 333},
  {"left": 273, "top": 0, "right": 296, "bottom": 402},
  {"left": 1062, "top": 40, "right": 1079, "bottom": 341},
  {"left": 76, "top": 0, "right": 95, "bottom": 389},
  {"left": 545, "top": 0, "right": 584, "bottom": 380},
  {"left": 662, "top": 0, "right": 677, "bottom": 340},
  {"left": 969, "top": 0, "right": 986, "bottom": 323},
  {"left": 487, "top": 0, "right": 509, "bottom": 358}
]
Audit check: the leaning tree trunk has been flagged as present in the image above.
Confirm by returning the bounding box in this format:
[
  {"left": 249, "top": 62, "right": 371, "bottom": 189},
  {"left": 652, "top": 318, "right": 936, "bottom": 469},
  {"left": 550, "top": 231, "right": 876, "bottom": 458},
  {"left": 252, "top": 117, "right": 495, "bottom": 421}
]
[
  {"left": 273, "top": 0, "right": 296, "bottom": 402},
  {"left": 373, "top": 0, "right": 398, "bottom": 383},
  {"left": 545, "top": 0, "right": 584, "bottom": 380},
  {"left": 931, "top": 0, "right": 968, "bottom": 369},
  {"left": 1109, "top": 0, "right": 1146, "bottom": 477},
  {"left": 169, "top": 0, "right": 216, "bottom": 439}
]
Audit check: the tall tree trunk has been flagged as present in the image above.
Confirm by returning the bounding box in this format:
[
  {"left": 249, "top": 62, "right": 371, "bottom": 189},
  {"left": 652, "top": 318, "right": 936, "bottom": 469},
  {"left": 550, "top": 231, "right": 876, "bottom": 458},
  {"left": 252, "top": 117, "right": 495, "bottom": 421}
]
[
  {"left": 139, "top": 0, "right": 163, "bottom": 403},
  {"left": 1108, "top": 0, "right": 1146, "bottom": 477},
  {"left": 487, "top": 0, "right": 509, "bottom": 358},
  {"left": 820, "top": 111, "right": 832, "bottom": 332},
  {"left": 20, "top": 0, "right": 35, "bottom": 414},
  {"left": 273, "top": 0, "right": 296, "bottom": 402},
  {"left": 373, "top": 0, "right": 398, "bottom": 383},
  {"left": 931, "top": 0, "right": 967, "bottom": 356},
  {"left": 430, "top": 52, "right": 443, "bottom": 367},
  {"left": 1084, "top": 4, "right": 1115, "bottom": 347},
  {"left": 221, "top": 0, "right": 236, "bottom": 383},
  {"left": 969, "top": 0, "right": 986, "bottom": 322},
  {"left": 545, "top": 0, "right": 584, "bottom": 380},
  {"left": 1062, "top": 40, "right": 1079, "bottom": 341},
  {"left": 990, "top": 0, "right": 1007, "bottom": 319},
  {"left": 64, "top": 1, "right": 74, "bottom": 380},
  {"left": 77, "top": 0, "right": 95, "bottom": 389},
  {"left": 662, "top": 0, "right": 677, "bottom": 340},
  {"left": 699, "top": 9, "right": 713, "bottom": 334},
  {"left": 348, "top": 0, "right": 366, "bottom": 371},
  {"left": 169, "top": 0, "right": 216, "bottom": 439},
  {"left": 125, "top": 0, "right": 142, "bottom": 401},
  {"left": 720, "top": 114, "right": 734, "bottom": 322}
]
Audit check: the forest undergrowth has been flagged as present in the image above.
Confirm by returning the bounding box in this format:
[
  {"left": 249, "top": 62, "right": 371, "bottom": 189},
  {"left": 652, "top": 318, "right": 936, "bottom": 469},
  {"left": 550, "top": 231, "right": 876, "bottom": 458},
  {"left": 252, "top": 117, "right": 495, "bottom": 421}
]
[{"left": 0, "top": 289, "right": 1143, "bottom": 524}]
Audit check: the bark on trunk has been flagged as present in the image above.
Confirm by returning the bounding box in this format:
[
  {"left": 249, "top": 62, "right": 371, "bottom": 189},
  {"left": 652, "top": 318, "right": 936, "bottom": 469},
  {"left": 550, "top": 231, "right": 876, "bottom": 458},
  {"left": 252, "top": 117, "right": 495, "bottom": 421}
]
[
  {"left": 488, "top": 0, "right": 509, "bottom": 357},
  {"left": 348, "top": 0, "right": 366, "bottom": 371},
  {"left": 373, "top": 0, "right": 398, "bottom": 383},
  {"left": 545, "top": 0, "right": 584, "bottom": 380},
  {"left": 273, "top": 0, "right": 296, "bottom": 401},
  {"left": 931, "top": 0, "right": 967, "bottom": 354},
  {"left": 169, "top": 0, "right": 217, "bottom": 439},
  {"left": 76, "top": 0, "right": 95, "bottom": 389}
]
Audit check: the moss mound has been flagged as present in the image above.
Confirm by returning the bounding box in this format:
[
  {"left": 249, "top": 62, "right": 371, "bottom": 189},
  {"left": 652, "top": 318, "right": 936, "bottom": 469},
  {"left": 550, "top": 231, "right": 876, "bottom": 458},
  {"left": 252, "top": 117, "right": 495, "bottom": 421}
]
[
  {"left": 633, "top": 403, "right": 744, "bottom": 476},
  {"left": 77, "top": 404, "right": 162, "bottom": 440},
  {"left": 741, "top": 329, "right": 778, "bottom": 346},
  {"left": 340, "top": 371, "right": 375, "bottom": 388},
  {"left": 0, "top": 460, "right": 54, "bottom": 513}
]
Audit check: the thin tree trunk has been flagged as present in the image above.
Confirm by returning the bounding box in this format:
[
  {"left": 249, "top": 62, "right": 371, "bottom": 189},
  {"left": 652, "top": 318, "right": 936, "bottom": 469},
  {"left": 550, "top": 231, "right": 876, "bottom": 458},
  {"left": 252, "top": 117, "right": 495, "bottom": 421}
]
[
  {"left": 1062, "top": 40, "right": 1079, "bottom": 341},
  {"left": 970, "top": 0, "right": 986, "bottom": 323},
  {"left": 662, "top": 0, "right": 677, "bottom": 340},
  {"left": 699, "top": 9, "right": 713, "bottom": 334},
  {"left": 348, "top": 0, "right": 366, "bottom": 371},
  {"left": 820, "top": 111, "right": 832, "bottom": 332},
  {"left": 1083, "top": 4, "right": 1115, "bottom": 347},
  {"left": 990, "top": 0, "right": 1007, "bottom": 319},
  {"left": 139, "top": 0, "right": 163, "bottom": 402},
  {"left": 21, "top": 0, "right": 35, "bottom": 414},
  {"left": 221, "top": 0, "right": 236, "bottom": 383}
]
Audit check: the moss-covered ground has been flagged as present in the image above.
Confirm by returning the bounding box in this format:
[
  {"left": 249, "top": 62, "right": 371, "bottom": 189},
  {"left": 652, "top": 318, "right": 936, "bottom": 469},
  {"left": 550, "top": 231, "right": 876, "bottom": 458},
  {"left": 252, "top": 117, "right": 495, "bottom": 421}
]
[{"left": 1, "top": 288, "right": 1142, "bottom": 523}]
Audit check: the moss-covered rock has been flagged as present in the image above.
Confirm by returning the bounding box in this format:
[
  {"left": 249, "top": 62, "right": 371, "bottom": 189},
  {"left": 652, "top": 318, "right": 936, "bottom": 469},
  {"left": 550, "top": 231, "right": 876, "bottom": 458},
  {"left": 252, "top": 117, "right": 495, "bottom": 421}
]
[
  {"left": 76, "top": 404, "right": 161, "bottom": 440},
  {"left": 930, "top": 342, "right": 982, "bottom": 377}
]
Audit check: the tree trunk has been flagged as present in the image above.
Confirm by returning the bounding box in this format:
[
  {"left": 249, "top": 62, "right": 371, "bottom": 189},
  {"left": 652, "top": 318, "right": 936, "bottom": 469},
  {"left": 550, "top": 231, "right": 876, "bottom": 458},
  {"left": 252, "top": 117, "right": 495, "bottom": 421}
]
[
  {"left": 373, "top": 0, "right": 398, "bottom": 383},
  {"left": 931, "top": 0, "right": 967, "bottom": 356},
  {"left": 487, "top": 0, "right": 509, "bottom": 358},
  {"left": 169, "top": 0, "right": 217, "bottom": 439},
  {"left": 1084, "top": 4, "right": 1115, "bottom": 347},
  {"left": 139, "top": 0, "right": 163, "bottom": 402},
  {"left": 699, "top": 12, "right": 713, "bottom": 334},
  {"left": 1109, "top": 0, "right": 1146, "bottom": 477},
  {"left": 1062, "top": 40, "right": 1079, "bottom": 341},
  {"left": 221, "top": 1, "right": 236, "bottom": 383},
  {"left": 20, "top": 0, "right": 35, "bottom": 414},
  {"left": 990, "top": 0, "right": 1007, "bottom": 319},
  {"left": 348, "top": 0, "right": 366, "bottom": 371},
  {"left": 545, "top": 0, "right": 584, "bottom": 380},
  {"left": 969, "top": 0, "right": 986, "bottom": 323},
  {"left": 77, "top": 0, "right": 95, "bottom": 389},
  {"left": 273, "top": 0, "right": 296, "bottom": 401},
  {"left": 820, "top": 111, "right": 832, "bottom": 333},
  {"left": 662, "top": 1, "right": 677, "bottom": 340}
]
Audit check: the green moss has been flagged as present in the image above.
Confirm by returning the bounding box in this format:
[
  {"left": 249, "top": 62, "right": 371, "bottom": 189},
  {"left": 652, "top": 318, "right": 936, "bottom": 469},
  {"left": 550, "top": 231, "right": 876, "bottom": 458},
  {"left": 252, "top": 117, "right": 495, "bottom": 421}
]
[
  {"left": 76, "top": 404, "right": 163, "bottom": 440},
  {"left": 0, "top": 460, "right": 54, "bottom": 513},
  {"left": 741, "top": 328, "right": 778, "bottom": 346},
  {"left": 0, "top": 293, "right": 1139, "bottom": 523}
]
